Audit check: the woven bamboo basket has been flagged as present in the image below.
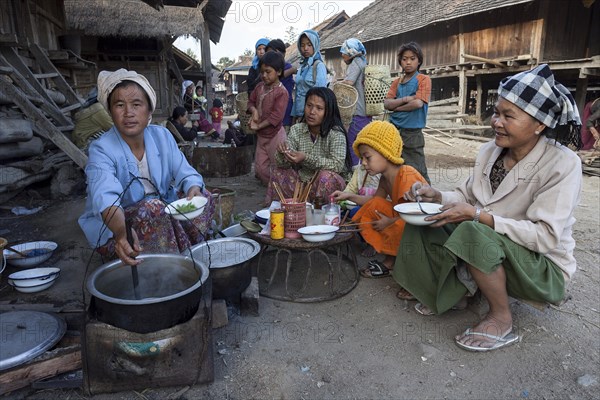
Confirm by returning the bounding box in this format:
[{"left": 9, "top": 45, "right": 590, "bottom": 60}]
[
  {"left": 332, "top": 82, "right": 358, "bottom": 128},
  {"left": 364, "top": 65, "right": 393, "bottom": 116},
  {"left": 235, "top": 92, "right": 255, "bottom": 134}
]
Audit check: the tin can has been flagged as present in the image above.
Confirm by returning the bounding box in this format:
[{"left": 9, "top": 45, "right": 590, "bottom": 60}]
[{"left": 270, "top": 209, "right": 284, "bottom": 240}]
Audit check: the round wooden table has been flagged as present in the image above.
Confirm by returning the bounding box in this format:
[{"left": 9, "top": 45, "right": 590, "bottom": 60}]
[{"left": 247, "top": 231, "right": 359, "bottom": 302}]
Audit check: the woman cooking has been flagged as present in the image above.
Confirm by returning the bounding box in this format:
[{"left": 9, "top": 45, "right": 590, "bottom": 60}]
[
  {"left": 266, "top": 87, "right": 350, "bottom": 203},
  {"left": 79, "top": 69, "right": 214, "bottom": 266},
  {"left": 393, "top": 64, "right": 583, "bottom": 352}
]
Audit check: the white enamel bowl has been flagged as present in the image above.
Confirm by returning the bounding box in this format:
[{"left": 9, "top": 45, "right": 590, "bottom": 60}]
[
  {"left": 394, "top": 202, "right": 442, "bottom": 226},
  {"left": 8, "top": 267, "right": 60, "bottom": 293},
  {"left": 254, "top": 209, "right": 270, "bottom": 225},
  {"left": 3, "top": 241, "right": 58, "bottom": 268},
  {"left": 165, "top": 196, "right": 208, "bottom": 221},
  {"left": 297, "top": 225, "right": 339, "bottom": 242}
]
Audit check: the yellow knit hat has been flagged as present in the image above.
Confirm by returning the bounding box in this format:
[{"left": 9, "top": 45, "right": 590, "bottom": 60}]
[{"left": 353, "top": 121, "right": 404, "bottom": 165}]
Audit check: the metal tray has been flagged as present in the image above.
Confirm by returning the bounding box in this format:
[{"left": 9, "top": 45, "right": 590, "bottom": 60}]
[
  {"left": 186, "top": 237, "right": 261, "bottom": 269},
  {"left": 0, "top": 311, "right": 66, "bottom": 371}
]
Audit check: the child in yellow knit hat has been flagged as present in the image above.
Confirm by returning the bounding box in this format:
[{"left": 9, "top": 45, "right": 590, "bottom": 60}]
[{"left": 343, "top": 120, "right": 427, "bottom": 278}]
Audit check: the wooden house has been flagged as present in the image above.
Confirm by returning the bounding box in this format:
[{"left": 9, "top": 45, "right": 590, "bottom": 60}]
[
  {"left": 0, "top": 0, "right": 89, "bottom": 185},
  {"left": 320, "top": 0, "right": 600, "bottom": 125},
  {"left": 64, "top": 0, "right": 231, "bottom": 120},
  {"left": 0, "top": 0, "right": 229, "bottom": 203}
]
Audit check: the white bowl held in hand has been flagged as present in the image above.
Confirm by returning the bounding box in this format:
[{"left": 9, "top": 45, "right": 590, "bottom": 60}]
[
  {"left": 165, "top": 196, "right": 208, "bottom": 221},
  {"left": 297, "top": 225, "right": 339, "bottom": 242},
  {"left": 3, "top": 241, "right": 58, "bottom": 268},
  {"left": 394, "top": 202, "right": 442, "bottom": 226}
]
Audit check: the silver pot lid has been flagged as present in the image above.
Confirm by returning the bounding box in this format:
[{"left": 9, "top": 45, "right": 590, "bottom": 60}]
[
  {"left": 186, "top": 237, "right": 260, "bottom": 269},
  {"left": 0, "top": 311, "right": 66, "bottom": 371}
]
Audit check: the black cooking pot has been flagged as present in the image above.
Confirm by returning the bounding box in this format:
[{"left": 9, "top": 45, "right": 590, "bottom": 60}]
[
  {"left": 186, "top": 238, "right": 260, "bottom": 301},
  {"left": 86, "top": 254, "right": 209, "bottom": 334}
]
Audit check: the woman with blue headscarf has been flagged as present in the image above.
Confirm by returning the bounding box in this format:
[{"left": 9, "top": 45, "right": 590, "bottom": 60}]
[
  {"left": 247, "top": 38, "right": 269, "bottom": 94},
  {"left": 291, "top": 29, "right": 328, "bottom": 123},
  {"left": 340, "top": 38, "right": 371, "bottom": 165}
]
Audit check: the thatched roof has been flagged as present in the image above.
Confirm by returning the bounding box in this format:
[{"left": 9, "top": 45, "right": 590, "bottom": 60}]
[
  {"left": 320, "top": 0, "right": 534, "bottom": 49},
  {"left": 65, "top": 0, "right": 207, "bottom": 39}
]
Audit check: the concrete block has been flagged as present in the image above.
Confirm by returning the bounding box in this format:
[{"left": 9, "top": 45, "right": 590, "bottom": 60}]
[
  {"left": 211, "top": 299, "right": 228, "bottom": 328},
  {"left": 240, "top": 276, "right": 259, "bottom": 316}
]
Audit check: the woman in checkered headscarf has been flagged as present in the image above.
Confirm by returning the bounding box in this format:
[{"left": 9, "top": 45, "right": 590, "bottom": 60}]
[{"left": 392, "top": 64, "right": 583, "bottom": 352}]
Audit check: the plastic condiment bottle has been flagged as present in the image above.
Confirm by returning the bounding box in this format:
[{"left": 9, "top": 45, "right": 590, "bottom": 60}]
[{"left": 324, "top": 195, "right": 340, "bottom": 226}]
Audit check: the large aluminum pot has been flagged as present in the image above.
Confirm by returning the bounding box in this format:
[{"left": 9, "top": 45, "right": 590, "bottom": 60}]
[
  {"left": 86, "top": 254, "right": 209, "bottom": 334},
  {"left": 185, "top": 238, "right": 259, "bottom": 301}
]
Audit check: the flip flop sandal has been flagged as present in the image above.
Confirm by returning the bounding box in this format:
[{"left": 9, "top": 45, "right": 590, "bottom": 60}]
[
  {"left": 414, "top": 300, "right": 466, "bottom": 316},
  {"left": 396, "top": 287, "right": 415, "bottom": 301},
  {"left": 455, "top": 328, "right": 521, "bottom": 352},
  {"left": 360, "top": 260, "right": 391, "bottom": 279},
  {"left": 414, "top": 302, "right": 435, "bottom": 316}
]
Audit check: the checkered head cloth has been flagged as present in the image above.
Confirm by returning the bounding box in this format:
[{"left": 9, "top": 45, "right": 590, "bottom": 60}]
[{"left": 498, "top": 64, "right": 581, "bottom": 129}]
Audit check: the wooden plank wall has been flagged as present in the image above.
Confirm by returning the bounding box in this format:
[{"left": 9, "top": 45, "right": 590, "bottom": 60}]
[
  {"left": 26, "top": 0, "right": 66, "bottom": 50},
  {"left": 0, "top": 1, "right": 18, "bottom": 43},
  {"left": 79, "top": 38, "right": 175, "bottom": 119},
  {"left": 461, "top": 2, "right": 538, "bottom": 60},
  {"left": 325, "top": 2, "right": 544, "bottom": 78},
  {"left": 324, "top": 0, "right": 595, "bottom": 79},
  {"left": 543, "top": 0, "right": 595, "bottom": 60}
]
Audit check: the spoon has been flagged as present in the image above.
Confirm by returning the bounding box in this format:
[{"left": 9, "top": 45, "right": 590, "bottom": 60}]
[
  {"left": 5, "top": 246, "right": 29, "bottom": 258},
  {"left": 416, "top": 196, "right": 437, "bottom": 215}
]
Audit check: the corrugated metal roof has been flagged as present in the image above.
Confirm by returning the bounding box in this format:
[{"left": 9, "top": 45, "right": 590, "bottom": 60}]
[{"left": 320, "top": 0, "right": 535, "bottom": 49}]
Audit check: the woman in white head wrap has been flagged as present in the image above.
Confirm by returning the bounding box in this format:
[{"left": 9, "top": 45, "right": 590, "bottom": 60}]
[
  {"left": 340, "top": 38, "right": 372, "bottom": 167},
  {"left": 79, "top": 69, "right": 214, "bottom": 266},
  {"left": 394, "top": 64, "right": 582, "bottom": 352}
]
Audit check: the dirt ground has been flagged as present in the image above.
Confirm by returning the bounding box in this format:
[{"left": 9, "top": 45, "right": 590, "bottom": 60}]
[{"left": 1, "top": 132, "right": 599, "bottom": 399}]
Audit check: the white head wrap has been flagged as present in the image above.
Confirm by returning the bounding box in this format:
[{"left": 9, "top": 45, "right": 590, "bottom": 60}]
[{"left": 97, "top": 68, "right": 157, "bottom": 112}]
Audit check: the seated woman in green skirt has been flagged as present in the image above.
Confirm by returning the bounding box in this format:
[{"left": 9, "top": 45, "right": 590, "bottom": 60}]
[{"left": 393, "top": 64, "right": 583, "bottom": 352}]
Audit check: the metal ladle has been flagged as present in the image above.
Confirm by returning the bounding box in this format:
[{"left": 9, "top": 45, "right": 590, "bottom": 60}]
[{"left": 125, "top": 222, "right": 141, "bottom": 300}]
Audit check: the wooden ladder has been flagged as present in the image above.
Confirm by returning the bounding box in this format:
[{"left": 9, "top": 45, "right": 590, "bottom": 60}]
[
  {"left": 0, "top": 45, "right": 87, "bottom": 168},
  {"left": 29, "top": 43, "right": 83, "bottom": 115}
]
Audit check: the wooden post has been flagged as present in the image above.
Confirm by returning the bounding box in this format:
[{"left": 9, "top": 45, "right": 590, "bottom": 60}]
[
  {"left": 476, "top": 75, "right": 483, "bottom": 120},
  {"left": 458, "top": 20, "right": 468, "bottom": 116},
  {"left": 481, "top": 82, "right": 489, "bottom": 118},
  {"left": 201, "top": 23, "right": 213, "bottom": 117},
  {"left": 575, "top": 72, "right": 588, "bottom": 121}
]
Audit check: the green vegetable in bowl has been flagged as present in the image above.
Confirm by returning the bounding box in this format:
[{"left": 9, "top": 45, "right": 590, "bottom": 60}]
[{"left": 175, "top": 202, "right": 198, "bottom": 213}]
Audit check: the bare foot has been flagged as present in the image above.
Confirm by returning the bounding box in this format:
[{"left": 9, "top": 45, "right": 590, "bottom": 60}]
[
  {"left": 361, "top": 245, "right": 376, "bottom": 257},
  {"left": 382, "top": 255, "right": 395, "bottom": 270},
  {"left": 455, "top": 314, "right": 513, "bottom": 350}
]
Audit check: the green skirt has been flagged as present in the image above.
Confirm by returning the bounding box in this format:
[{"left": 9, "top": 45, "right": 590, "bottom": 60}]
[{"left": 393, "top": 221, "right": 565, "bottom": 314}]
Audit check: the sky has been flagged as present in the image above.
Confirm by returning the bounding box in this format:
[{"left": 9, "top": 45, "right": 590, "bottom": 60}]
[{"left": 174, "top": 0, "right": 375, "bottom": 64}]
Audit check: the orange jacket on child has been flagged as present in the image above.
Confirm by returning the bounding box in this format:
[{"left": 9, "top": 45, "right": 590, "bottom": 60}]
[{"left": 352, "top": 165, "right": 427, "bottom": 255}]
